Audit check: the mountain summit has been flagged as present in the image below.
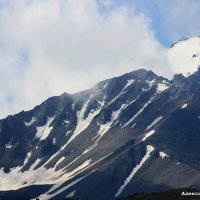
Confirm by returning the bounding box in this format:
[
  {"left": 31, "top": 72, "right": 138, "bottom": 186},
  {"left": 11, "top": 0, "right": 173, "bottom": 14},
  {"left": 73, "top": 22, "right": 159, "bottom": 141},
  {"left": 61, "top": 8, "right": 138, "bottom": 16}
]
[
  {"left": 168, "top": 36, "right": 200, "bottom": 76},
  {"left": 1, "top": 40, "right": 200, "bottom": 200}
]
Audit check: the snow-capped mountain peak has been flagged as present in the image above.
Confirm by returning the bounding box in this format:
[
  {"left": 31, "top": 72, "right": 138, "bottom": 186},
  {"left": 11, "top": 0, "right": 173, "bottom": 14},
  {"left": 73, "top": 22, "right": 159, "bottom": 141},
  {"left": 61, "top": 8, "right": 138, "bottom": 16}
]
[{"left": 168, "top": 36, "right": 200, "bottom": 77}]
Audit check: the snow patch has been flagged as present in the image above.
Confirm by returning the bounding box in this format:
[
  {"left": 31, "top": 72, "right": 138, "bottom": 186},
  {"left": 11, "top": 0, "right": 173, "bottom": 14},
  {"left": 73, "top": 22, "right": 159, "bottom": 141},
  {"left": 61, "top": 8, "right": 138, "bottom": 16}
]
[
  {"left": 35, "top": 116, "right": 55, "bottom": 141},
  {"left": 29, "top": 158, "right": 41, "bottom": 170},
  {"left": 53, "top": 138, "right": 56, "bottom": 145},
  {"left": 83, "top": 143, "right": 98, "bottom": 154},
  {"left": 103, "top": 82, "right": 108, "bottom": 89},
  {"left": 66, "top": 190, "right": 76, "bottom": 198},
  {"left": 66, "top": 130, "right": 73, "bottom": 136},
  {"left": 108, "top": 79, "right": 134, "bottom": 105},
  {"left": 96, "top": 104, "right": 125, "bottom": 142},
  {"left": 38, "top": 171, "right": 95, "bottom": 200},
  {"left": 122, "top": 95, "right": 140, "bottom": 110},
  {"left": 146, "top": 116, "right": 163, "bottom": 130},
  {"left": 23, "top": 152, "right": 32, "bottom": 166},
  {"left": 24, "top": 117, "right": 36, "bottom": 126},
  {"left": 167, "top": 37, "right": 200, "bottom": 76},
  {"left": 124, "top": 79, "right": 135, "bottom": 90},
  {"left": 122, "top": 97, "right": 154, "bottom": 128},
  {"left": 54, "top": 157, "right": 65, "bottom": 169},
  {"left": 142, "top": 130, "right": 155, "bottom": 141},
  {"left": 159, "top": 152, "right": 169, "bottom": 159},
  {"left": 5, "top": 144, "right": 12, "bottom": 149},
  {"left": 5, "top": 138, "right": 13, "bottom": 149},
  {"left": 63, "top": 120, "right": 70, "bottom": 124},
  {"left": 72, "top": 102, "right": 75, "bottom": 110},
  {"left": 142, "top": 88, "right": 148, "bottom": 92},
  {"left": 67, "top": 96, "right": 104, "bottom": 144},
  {"left": 181, "top": 104, "right": 188, "bottom": 109},
  {"left": 115, "top": 145, "right": 154, "bottom": 198},
  {"left": 146, "top": 79, "right": 155, "bottom": 88},
  {"left": 157, "top": 83, "right": 169, "bottom": 93}
]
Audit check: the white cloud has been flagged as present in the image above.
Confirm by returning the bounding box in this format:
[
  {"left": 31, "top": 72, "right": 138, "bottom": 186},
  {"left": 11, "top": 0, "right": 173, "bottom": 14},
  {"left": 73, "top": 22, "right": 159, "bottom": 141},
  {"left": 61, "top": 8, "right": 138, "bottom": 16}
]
[
  {"left": 155, "top": 0, "right": 200, "bottom": 42},
  {"left": 0, "top": 0, "right": 172, "bottom": 118}
]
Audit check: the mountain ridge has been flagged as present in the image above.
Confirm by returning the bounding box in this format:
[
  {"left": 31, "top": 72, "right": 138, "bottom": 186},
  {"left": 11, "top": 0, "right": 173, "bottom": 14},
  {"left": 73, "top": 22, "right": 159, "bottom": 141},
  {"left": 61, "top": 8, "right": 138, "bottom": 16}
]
[{"left": 1, "top": 38, "right": 200, "bottom": 199}]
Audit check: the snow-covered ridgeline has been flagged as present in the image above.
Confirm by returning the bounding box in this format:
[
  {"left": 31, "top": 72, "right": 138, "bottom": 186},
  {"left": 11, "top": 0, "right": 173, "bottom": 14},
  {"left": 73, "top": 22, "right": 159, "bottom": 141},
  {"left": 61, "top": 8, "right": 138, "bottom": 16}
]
[{"left": 115, "top": 145, "right": 154, "bottom": 198}]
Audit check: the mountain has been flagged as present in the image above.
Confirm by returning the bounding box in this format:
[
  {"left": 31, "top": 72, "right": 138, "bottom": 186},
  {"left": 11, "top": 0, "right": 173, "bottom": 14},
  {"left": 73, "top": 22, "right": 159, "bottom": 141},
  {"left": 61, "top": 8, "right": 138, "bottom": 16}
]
[
  {"left": 0, "top": 37, "right": 200, "bottom": 200},
  {"left": 168, "top": 36, "right": 200, "bottom": 76}
]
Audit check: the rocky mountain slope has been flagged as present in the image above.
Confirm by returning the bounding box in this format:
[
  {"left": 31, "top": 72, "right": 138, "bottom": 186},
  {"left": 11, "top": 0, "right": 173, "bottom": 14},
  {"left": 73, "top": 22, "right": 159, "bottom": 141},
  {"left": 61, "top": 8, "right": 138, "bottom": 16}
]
[{"left": 1, "top": 37, "right": 200, "bottom": 200}]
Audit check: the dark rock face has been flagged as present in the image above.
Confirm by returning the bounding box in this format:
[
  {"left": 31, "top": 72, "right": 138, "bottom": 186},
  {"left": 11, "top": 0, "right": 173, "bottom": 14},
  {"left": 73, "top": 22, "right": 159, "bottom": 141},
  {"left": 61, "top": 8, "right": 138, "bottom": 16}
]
[{"left": 0, "top": 69, "right": 200, "bottom": 200}]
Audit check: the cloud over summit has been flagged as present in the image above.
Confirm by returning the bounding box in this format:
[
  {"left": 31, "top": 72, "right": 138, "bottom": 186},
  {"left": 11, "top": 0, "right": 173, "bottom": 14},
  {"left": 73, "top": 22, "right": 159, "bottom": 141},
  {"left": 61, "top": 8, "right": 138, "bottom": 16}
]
[{"left": 0, "top": 0, "right": 171, "bottom": 118}]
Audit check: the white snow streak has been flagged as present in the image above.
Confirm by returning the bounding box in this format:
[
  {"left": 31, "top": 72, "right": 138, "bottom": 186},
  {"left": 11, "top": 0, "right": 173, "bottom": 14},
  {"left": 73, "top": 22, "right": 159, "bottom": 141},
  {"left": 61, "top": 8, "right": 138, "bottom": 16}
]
[
  {"left": 181, "top": 104, "right": 188, "bottom": 109},
  {"left": 108, "top": 79, "right": 134, "bottom": 105},
  {"left": 103, "top": 82, "right": 108, "bottom": 89},
  {"left": 53, "top": 138, "right": 56, "bottom": 145},
  {"left": 23, "top": 152, "right": 32, "bottom": 166},
  {"left": 24, "top": 117, "right": 36, "bottom": 126},
  {"left": 96, "top": 104, "right": 125, "bottom": 142},
  {"left": 115, "top": 145, "right": 154, "bottom": 198},
  {"left": 146, "top": 116, "right": 163, "bottom": 130},
  {"left": 29, "top": 158, "right": 41, "bottom": 170},
  {"left": 54, "top": 157, "right": 65, "bottom": 169},
  {"left": 0, "top": 150, "right": 112, "bottom": 192},
  {"left": 35, "top": 116, "right": 55, "bottom": 141},
  {"left": 142, "top": 130, "right": 155, "bottom": 141},
  {"left": 5, "top": 138, "right": 13, "bottom": 149},
  {"left": 83, "top": 143, "right": 98, "bottom": 154},
  {"left": 66, "top": 130, "right": 73, "bottom": 136},
  {"left": 67, "top": 96, "right": 104, "bottom": 145},
  {"left": 122, "top": 97, "right": 154, "bottom": 128},
  {"left": 38, "top": 173, "right": 91, "bottom": 200},
  {"left": 66, "top": 190, "right": 76, "bottom": 198},
  {"left": 122, "top": 95, "right": 140, "bottom": 110}
]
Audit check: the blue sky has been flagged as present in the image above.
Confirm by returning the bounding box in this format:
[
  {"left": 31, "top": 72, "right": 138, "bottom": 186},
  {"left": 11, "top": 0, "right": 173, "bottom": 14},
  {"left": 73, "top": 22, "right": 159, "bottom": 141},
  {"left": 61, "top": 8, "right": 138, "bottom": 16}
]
[
  {"left": 98, "top": 0, "right": 200, "bottom": 46},
  {"left": 0, "top": 0, "right": 200, "bottom": 117}
]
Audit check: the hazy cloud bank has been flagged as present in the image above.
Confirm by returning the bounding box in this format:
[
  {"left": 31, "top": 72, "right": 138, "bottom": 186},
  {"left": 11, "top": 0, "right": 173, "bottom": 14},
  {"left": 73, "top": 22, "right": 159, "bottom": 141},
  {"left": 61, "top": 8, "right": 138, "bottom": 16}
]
[{"left": 0, "top": 0, "right": 174, "bottom": 118}]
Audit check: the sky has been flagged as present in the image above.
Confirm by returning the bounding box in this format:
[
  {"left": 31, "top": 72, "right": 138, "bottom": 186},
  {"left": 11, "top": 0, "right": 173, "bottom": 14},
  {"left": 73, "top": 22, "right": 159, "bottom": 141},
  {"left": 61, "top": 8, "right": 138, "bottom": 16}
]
[{"left": 0, "top": 0, "right": 200, "bottom": 118}]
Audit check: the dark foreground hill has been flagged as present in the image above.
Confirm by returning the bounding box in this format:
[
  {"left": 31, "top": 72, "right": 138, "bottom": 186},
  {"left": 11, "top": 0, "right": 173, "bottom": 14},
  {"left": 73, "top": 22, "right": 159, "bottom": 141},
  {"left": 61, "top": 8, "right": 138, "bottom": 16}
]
[{"left": 122, "top": 189, "right": 200, "bottom": 200}]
